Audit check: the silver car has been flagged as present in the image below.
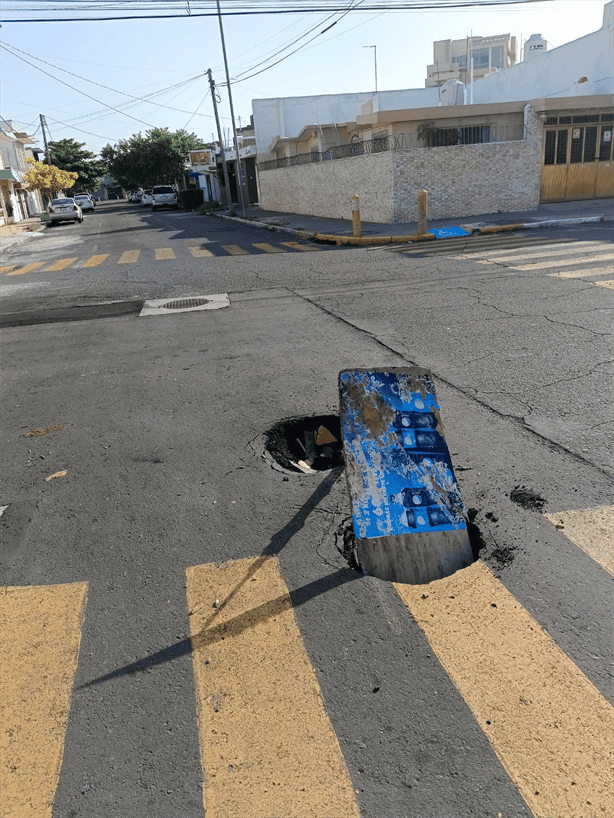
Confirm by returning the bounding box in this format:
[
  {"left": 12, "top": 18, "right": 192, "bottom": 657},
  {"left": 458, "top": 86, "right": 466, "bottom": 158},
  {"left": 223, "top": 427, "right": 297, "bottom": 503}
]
[
  {"left": 74, "top": 194, "right": 95, "bottom": 213},
  {"left": 48, "top": 198, "right": 83, "bottom": 224}
]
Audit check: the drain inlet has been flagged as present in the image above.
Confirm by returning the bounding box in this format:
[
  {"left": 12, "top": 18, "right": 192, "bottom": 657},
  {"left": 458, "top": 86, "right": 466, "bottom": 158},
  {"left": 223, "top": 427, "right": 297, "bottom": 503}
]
[
  {"left": 159, "top": 297, "right": 210, "bottom": 310},
  {"left": 264, "top": 415, "right": 343, "bottom": 473}
]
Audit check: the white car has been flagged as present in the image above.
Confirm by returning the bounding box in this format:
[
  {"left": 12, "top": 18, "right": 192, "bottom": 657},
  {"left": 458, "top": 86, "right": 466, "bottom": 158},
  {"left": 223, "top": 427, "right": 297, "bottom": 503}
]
[
  {"left": 74, "top": 194, "right": 95, "bottom": 213},
  {"left": 141, "top": 190, "right": 153, "bottom": 207},
  {"left": 47, "top": 198, "right": 83, "bottom": 225},
  {"left": 151, "top": 185, "right": 177, "bottom": 211}
]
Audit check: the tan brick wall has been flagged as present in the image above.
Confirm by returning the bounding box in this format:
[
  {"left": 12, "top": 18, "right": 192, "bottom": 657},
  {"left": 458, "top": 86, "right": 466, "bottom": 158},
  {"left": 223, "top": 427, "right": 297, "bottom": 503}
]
[{"left": 257, "top": 107, "right": 542, "bottom": 223}]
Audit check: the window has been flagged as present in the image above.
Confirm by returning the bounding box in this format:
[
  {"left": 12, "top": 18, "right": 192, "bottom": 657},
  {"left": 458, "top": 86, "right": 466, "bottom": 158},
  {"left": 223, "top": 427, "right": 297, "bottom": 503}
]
[
  {"left": 471, "top": 47, "right": 490, "bottom": 67},
  {"left": 601, "top": 113, "right": 614, "bottom": 122},
  {"left": 545, "top": 117, "right": 558, "bottom": 126},
  {"left": 583, "top": 127, "right": 598, "bottom": 162},
  {"left": 544, "top": 131, "right": 556, "bottom": 165},
  {"left": 559, "top": 116, "right": 572, "bottom": 125},
  {"left": 599, "top": 127, "right": 612, "bottom": 161},
  {"left": 570, "top": 128, "right": 584, "bottom": 163},
  {"left": 491, "top": 46, "right": 504, "bottom": 68},
  {"left": 452, "top": 55, "right": 467, "bottom": 65},
  {"left": 556, "top": 130, "right": 568, "bottom": 164},
  {"left": 572, "top": 115, "right": 599, "bottom": 123}
]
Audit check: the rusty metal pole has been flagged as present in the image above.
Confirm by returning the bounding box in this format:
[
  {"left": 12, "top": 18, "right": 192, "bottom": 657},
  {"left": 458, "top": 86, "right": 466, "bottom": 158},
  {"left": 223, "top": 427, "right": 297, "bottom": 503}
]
[
  {"left": 417, "top": 189, "right": 428, "bottom": 235},
  {"left": 351, "top": 193, "right": 362, "bottom": 238}
]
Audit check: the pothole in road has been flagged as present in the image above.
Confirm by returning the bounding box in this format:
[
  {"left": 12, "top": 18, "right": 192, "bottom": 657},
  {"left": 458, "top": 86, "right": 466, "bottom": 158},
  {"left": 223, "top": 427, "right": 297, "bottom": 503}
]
[{"left": 264, "top": 415, "right": 343, "bottom": 474}]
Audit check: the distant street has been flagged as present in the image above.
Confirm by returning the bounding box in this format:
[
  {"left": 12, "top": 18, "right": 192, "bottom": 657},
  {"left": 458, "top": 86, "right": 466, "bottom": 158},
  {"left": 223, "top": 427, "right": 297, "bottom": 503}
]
[{"left": 1, "top": 201, "right": 613, "bottom": 818}]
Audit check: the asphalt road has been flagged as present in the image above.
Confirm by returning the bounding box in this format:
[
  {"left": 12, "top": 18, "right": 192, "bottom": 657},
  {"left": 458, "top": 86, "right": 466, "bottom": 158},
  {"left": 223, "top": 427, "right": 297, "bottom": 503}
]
[{"left": 1, "top": 200, "right": 613, "bottom": 818}]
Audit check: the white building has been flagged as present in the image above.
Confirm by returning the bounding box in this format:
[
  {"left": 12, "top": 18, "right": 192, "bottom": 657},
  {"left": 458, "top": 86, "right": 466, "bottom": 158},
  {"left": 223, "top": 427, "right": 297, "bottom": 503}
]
[{"left": 0, "top": 120, "right": 44, "bottom": 222}]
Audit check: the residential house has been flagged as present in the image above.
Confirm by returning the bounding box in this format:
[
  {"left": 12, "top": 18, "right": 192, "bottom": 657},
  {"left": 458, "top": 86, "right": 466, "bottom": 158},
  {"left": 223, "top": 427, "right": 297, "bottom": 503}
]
[{"left": 0, "top": 120, "right": 44, "bottom": 222}]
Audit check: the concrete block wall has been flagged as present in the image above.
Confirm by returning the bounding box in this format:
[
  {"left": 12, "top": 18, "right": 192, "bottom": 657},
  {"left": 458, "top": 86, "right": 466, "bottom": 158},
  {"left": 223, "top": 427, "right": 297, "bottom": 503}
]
[{"left": 257, "top": 151, "right": 395, "bottom": 223}]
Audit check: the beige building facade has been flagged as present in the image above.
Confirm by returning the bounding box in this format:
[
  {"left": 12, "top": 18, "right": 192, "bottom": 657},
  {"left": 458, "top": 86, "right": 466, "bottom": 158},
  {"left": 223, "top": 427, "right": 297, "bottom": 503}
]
[{"left": 426, "top": 33, "right": 517, "bottom": 88}]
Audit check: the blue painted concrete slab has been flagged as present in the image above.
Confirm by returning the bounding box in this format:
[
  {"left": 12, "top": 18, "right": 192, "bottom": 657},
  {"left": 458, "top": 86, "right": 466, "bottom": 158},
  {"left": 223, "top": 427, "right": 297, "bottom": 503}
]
[
  {"left": 430, "top": 226, "right": 470, "bottom": 238},
  {"left": 339, "top": 368, "right": 467, "bottom": 541}
]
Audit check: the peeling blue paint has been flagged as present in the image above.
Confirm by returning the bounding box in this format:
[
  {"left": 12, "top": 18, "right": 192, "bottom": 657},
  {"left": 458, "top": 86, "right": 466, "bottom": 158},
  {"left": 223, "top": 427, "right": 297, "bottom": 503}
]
[{"left": 339, "top": 368, "right": 467, "bottom": 540}]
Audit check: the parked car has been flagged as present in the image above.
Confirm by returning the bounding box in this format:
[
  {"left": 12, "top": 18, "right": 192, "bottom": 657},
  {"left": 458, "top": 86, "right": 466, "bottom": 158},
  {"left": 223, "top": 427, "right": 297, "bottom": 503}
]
[
  {"left": 141, "top": 190, "right": 153, "bottom": 207},
  {"left": 74, "top": 194, "right": 95, "bottom": 213},
  {"left": 151, "top": 185, "right": 178, "bottom": 211},
  {"left": 47, "top": 198, "right": 83, "bottom": 225},
  {"left": 132, "top": 189, "right": 144, "bottom": 203}
]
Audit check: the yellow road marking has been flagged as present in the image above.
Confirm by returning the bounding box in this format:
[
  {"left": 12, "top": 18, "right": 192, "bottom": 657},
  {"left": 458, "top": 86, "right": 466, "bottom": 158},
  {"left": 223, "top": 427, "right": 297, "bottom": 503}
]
[
  {"left": 252, "top": 242, "right": 286, "bottom": 253},
  {"left": 118, "top": 250, "right": 140, "bottom": 264},
  {"left": 545, "top": 506, "right": 614, "bottom": 575},
  {"left": 82, "top": 254, "right": 109, "bottom": 268},
  {"left": 45, "top": 257, "right": 78, "bottom": 272},
  {"left": 513, "top": 254, "right": 613, "bottom": 271},
  {"left": 281, "top": 241, "right": 321, "bottom": 251},
  {"left": 548, "top": 267, "right": 613, "bottom": 279},
  {"left": 186, "top": 557, "right": 361, "bottom": 818},
  {"left": 595, "top": 278, "right": 614, "bottom": 289},
  {"left": 0, "top": 582, "right": 88, "bottom": 818},
  {"left": 188, "top": 246, "right": 215, "bottom": 258},
  {"left": 154, "top": 248, "right": 175, "bottom": 260},
  {"left": 394, "top": 561, "right": 614, "bottom": 818},
  {"left": 0, "top": 264, "right": 16, "bottom": 274},
  {"left": 222, "top": 244, "right": 250, "bottom": 255},
  {"left": 466, "top": 242, "right": 610, "bottom": 262},
  {"left": 6, "top": 261, "right": 45, "bottom": 276}
]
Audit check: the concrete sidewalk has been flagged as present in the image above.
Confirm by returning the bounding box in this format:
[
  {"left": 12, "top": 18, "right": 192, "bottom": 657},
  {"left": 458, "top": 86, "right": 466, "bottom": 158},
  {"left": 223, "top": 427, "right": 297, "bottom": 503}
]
[
  {"left": 214, "top": 197, "right": 614, "bottom": 245},
  {"left": 0, "top": 216, "right": 46, "bottom": 255}
]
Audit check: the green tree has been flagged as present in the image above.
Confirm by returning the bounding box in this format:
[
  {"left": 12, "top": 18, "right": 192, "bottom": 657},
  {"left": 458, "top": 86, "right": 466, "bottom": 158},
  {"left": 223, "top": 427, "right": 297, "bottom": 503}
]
[
  {"left": 102, "top": 128, "right": 205, "bottom": 189},
  {"left": 48, "top": 138, "right": 107, "bottom": 193}
]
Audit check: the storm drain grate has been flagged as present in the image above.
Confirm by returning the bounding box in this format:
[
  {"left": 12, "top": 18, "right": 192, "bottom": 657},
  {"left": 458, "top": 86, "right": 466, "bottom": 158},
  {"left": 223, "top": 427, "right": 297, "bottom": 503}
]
[{"left": 160, "top": 298, "right": 210, "bottom": 310}]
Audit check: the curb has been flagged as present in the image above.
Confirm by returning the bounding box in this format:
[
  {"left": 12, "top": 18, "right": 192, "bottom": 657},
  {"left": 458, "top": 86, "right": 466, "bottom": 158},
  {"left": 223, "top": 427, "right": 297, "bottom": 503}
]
[{"left": 210, "top": 210, "right": 611, "bottom": 245}]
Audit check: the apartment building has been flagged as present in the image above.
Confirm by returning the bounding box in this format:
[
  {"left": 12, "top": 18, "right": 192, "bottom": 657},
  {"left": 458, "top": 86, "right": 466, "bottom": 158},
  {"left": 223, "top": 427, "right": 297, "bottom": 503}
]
[{"left": 425, "top": 34, "right": 518, "bottom": 88}]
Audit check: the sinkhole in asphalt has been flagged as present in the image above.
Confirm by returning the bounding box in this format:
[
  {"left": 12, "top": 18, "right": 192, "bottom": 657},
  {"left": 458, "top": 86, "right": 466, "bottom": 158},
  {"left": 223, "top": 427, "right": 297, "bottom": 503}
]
[{"left": 264, "top": 415, "right": 343, "bottom": 474}]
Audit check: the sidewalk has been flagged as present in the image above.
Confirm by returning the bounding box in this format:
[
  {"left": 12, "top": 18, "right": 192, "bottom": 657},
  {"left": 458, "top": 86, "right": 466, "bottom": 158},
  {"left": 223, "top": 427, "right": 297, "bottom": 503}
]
[
  {"left": 0, "top": 216, "right": 46, "bottom": 255},
  {"left": 213, "top": 197, "right": 614, "bottom": 245}
]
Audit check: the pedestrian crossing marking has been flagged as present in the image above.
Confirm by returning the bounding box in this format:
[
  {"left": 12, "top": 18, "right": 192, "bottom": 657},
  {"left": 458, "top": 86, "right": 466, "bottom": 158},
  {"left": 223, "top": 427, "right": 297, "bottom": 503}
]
[
  {"left": 0, "top": 582, "right": 88, "bottom": 818},
  {"left": 118, "top": 250, "right": 140, "bottom": 264},
  {"left": 222, "top": 244, "right": 250, "bottom": 255},
  {"left": 82, "top": 254, "right": 109, "bottom": 268},
  {"left": 0, "top": 264, "right": 16, "bottom": 274},
  {"left": 544, "top": 506, "right": 614, "bottom": 576},
  {"left": 154, "top": 248, "right": 175, "bottom": 260},
  {"left": 185, "top": 557, "right": 361, "bottom": 818},
  {"left": 188, "top": 246, "right": 215, "bottom": 258},
  {"left": 466, "top": 241, "right": 610, "bottom": 262},
  {"left": 595, "top": 279, "right": 614, "bottom": 289},
  {"left": 281, "top": 241, "right": 321, "bottom": 252},
  {"left": 512, "top": 254, "right": 613, "bottom": 271},
  {"left": 45, "top": 257, "right": 78, "bottom": 272},
  {"left": 394, "top": 560, "right": 614, "bottom": 818},
  {"left": 252, "top": 242, "right": 286, "bottom": 253},
  {"left": 548, "top": 267, "right": 613, "bottom": 279},
  {"left": 6, "top": 261, "right": 45, "bottom": 276}
]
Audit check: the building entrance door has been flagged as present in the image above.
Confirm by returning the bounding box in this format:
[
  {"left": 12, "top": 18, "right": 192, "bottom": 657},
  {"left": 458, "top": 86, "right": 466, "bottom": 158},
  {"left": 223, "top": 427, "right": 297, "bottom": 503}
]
[{"left": 541, "top": 119, "right": 614, "bottom": 202}]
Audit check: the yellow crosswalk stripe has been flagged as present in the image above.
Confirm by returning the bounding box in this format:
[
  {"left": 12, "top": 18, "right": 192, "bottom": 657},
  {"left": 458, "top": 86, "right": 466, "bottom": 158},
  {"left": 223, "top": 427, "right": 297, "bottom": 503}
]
[
  {"left": 118, "top": 250, "right": 140, "bottom": 264},
  {"left": 281, "top": 241, "right": 321, "bottom": 251},
  {"left": 0, "top": 582, "right": 88, "bottom": 818},
  {"left": 186, "top": 557, "right": 361, "bottom": 818},
  {"left": 394, "top": 561, "right": 614, "bottom": 818},
  {"left": 154, "top": 248, "right": 175, "bottom": 260},
  {"left": 252, "top": 242, "right": 286, "bottom": 253},
  {"left": 188, "top": 246, "right": 215, "bottom": 258},
  {"left": 548, "top": 267, "right": 613, "bottom": 279},
  {"left": 222, "top": 244, "right": 250, "bottom": 255},
  {"left": 82, "top": 254, "right": 109, "bottom": 268},
  {"left": 0, "top": 264, "right": 16, "bottom": 274},
  {"left": 596, "top": 279, "right": 614, "bottom": 289},
  {"left": 6, "top": 261, "right": 45, "bottom": 276},
  {"left": 45, "top": 257, "right": 78, "bottom": 272},
  {"left": 544, "top": 506, "right": 614, "bottom": 576},
  {"left": 514, "top": 254, "right": 613, "bottom": 271}
]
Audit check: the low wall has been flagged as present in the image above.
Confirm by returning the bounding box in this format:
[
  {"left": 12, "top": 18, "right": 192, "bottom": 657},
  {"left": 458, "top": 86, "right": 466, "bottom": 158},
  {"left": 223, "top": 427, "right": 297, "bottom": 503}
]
[{"left": 257, "top": 150, "right": 395, "bottom": 224}]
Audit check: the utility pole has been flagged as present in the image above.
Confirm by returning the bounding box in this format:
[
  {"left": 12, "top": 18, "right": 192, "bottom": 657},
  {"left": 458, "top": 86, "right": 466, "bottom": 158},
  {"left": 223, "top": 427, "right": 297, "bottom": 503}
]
[
  {"left": 363, "top": 45, "right": 377, "bottom": 93},
  {"left": 215, "top": 0, "right": 247, "bottom": 217},
  {"left": 40, "top": 114, "right": 51, "bottom": 164},
  {"left": 207, "top": 69, "right": 232, "bottom": 207}
]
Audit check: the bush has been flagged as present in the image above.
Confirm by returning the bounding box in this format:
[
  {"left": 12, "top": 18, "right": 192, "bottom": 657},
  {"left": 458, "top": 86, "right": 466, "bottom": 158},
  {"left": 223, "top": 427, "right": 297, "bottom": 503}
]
[
  {"left": 178, "top": 188, "right": 205, "bottom": 211},
  {"left": 197, "top": 200, "right": 222, "bottom": 215}
]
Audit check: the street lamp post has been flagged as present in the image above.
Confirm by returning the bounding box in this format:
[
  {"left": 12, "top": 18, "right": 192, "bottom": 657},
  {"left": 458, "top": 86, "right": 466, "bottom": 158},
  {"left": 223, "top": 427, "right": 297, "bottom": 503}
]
[{"left": 363, "top": 45, "right": 377, "bottom": 93}]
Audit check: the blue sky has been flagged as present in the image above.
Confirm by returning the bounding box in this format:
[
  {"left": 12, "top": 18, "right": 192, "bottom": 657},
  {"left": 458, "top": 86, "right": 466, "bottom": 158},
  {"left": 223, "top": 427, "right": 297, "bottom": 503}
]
[{"left": 0, "top": 1, "right": 607, "bottom": 155}]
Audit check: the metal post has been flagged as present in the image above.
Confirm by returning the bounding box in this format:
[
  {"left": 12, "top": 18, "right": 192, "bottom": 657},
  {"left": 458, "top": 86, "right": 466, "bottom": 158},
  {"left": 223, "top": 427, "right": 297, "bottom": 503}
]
[
  {"left": 351, "top": 193, "right": 362, "bottom": 238},
  {"left": 207, "top": 69, "right": 232, "bottom": 207},
  {"left": 363, "top": 45, "right": 377, "bottom": 94},
  {"left": 216, "top": 0, "right": 246, "bottom": 217},
  {"left": 417, "top": 189, "right": 428, "bottom": 235}
]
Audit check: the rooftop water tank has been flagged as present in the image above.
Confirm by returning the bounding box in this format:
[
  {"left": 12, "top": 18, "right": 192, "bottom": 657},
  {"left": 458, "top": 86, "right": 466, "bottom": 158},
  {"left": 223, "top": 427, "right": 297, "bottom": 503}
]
[
  {"left": 524, "top": 33, "right": 547, "bottom": 61},
  {"left": 440, "top": 79, "right": 466, "bottom": 106}
]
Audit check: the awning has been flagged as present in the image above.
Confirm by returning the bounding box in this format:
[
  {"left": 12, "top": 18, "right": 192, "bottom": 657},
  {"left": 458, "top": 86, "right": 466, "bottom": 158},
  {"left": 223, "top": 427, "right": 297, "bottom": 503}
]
[{"left": 0, "top": 167, "right": 25, "bottom": 185}]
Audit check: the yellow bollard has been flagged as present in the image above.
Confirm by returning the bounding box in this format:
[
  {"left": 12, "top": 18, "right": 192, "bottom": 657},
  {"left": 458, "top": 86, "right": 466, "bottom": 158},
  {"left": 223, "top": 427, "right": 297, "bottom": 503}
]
[
  {"left": 351, "top": 193, "right": 362, "bottom": 238},
  {"left": 417, "top": 189, "right": 428, "bottom": 235}
]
